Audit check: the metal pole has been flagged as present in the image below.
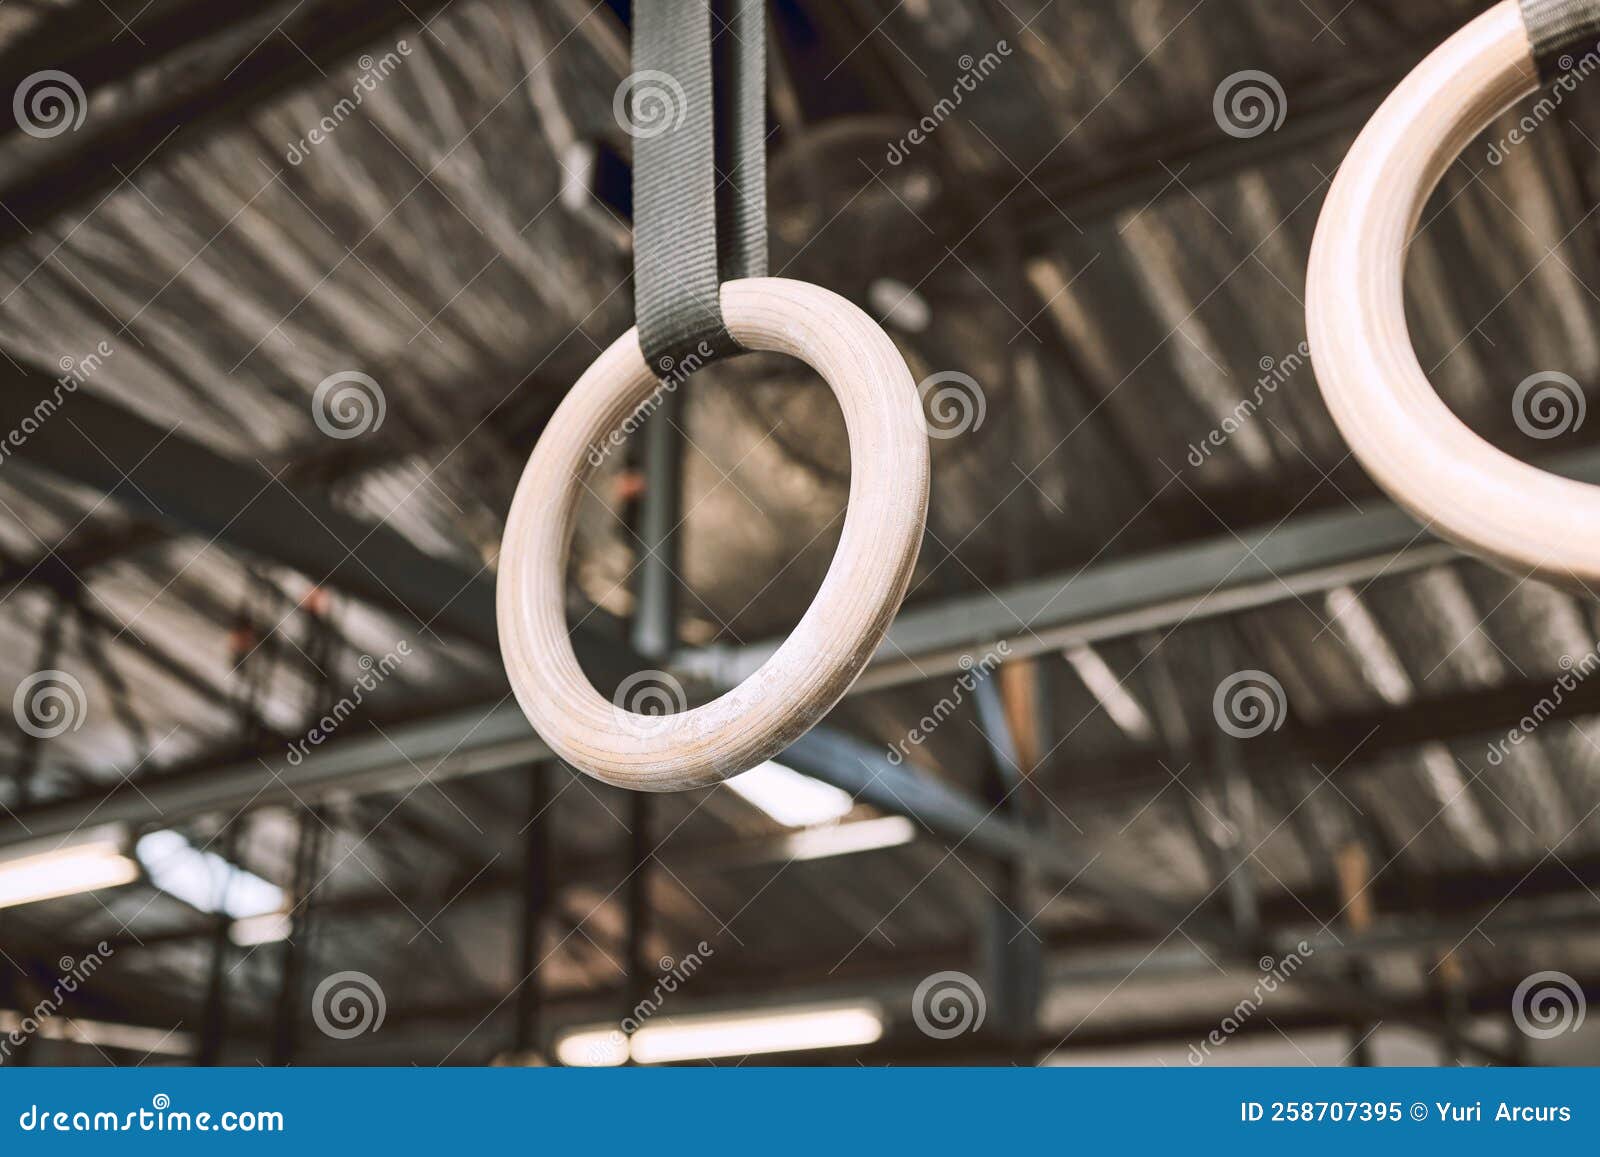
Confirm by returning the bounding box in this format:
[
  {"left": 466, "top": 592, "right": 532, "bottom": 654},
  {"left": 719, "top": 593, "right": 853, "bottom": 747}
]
[
  {"left": 513, "top": 767, "right": 552, "bottom": 1058},
  {"left": 623, "top": 792, "right": 652, "bottom": 1064},
  {"left": 631, "top": 389, "right": 684, "bottom": 661},
  {"left": 270, "top": 809, "right": 325, "bottom": 1065},
  {"left": 619, "top": 382, "right": 684, "bottom": 1059},
  {"left": 195, "top": 822, "right": 239, "bottom": 1066},
  {"left": 1335, "top": 843, "right": 1379, "bottom": 1066},
  {"left": 972, "top": 671, "right": 1041, "bottom": 1051},
  {"left": 13, "top": 595, "right": 66, "bottom": 810}
]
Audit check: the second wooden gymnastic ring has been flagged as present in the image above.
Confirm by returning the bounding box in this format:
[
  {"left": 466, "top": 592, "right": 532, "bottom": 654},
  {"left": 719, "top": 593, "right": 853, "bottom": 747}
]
[
  {"left": 1307, "top": 0, "right": 1600, "bottom": 586},
  {"left": 497, "top": 277, "right": 930, "bottom": 791}
]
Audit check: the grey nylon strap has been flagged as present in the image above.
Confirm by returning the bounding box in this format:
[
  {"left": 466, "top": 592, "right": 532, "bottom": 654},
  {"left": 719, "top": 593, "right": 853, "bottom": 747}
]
[
  {"left": 715, "top": 0, "right": 767, "bottom": 284},
  {"left": 632, "top": 0, "right": 767, "bottom": 370},
  {"left": 1521, "top": 0, "right": 1600, "bottom": 79}
]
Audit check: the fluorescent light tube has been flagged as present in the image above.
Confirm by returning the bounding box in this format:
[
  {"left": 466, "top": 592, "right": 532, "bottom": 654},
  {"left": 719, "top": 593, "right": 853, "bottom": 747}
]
[
  {"left": 0, "top": 1011, "right": 192, "bottom": 1056},
  {"left": 135, "top": 830, "right": 284, "bottom": 919},
  {"left": 229, "top": 910, "right": 292, "bottom": 946},
  {"left": 554, "top": 1029, "right": 629, "bottom": 1068},
  {"left": 725, "top": 761, "right": 855, "bottom": 827},
  {"left": 556, "top": 1002, "right": 884, "bottom": 1066},
  {"left": 0, "top": 841, "right": 138, "bottom": 910},
  {"left": 1063, "top": 645, "right": 1155, "bottom": 742},
  {"left": 779, "top": 816, "right": 915, "bottom": 860}
]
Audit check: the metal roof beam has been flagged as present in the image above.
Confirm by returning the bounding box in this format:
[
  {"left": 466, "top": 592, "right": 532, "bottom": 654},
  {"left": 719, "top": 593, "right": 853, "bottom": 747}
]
[
  {"left": 0, "top": 366, "right": 509, "bottom": 657},
  {"left": 0, "top": 0, "right": 452, "bottom": 249},
  {"left": 680, "top": 446, "right": 1600, "bottom": 695}
]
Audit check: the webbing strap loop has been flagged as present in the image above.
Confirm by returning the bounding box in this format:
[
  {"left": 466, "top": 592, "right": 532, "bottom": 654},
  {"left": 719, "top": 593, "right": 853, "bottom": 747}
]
[
  {"left": 715, "top": 0, "right": 767, "bottom": 284},
  {"left": 631, "top": 0, "right": 767, "bottom": 370},
  {"left": 1520, "top": 0, "right": 1600, "bottom": 79}
]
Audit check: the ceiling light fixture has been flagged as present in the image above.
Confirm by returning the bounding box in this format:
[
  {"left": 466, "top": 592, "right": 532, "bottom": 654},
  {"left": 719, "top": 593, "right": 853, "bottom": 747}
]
[
  {"left": 724, "top": 760, "right": 855, "bottom": 827},
  {"left": 0, "top": 1010, "right": 193, "bottom": 1057},
  {"left": 135, "top": 830, "right": 284, "bottom": 919},
  {"left": 229, "top": 910, "right": 293, "bottom": 947},
  {"left": 779, "top": 816, "right": 915, "bottom": 861},
  {"left": 1062, "top": 645, "right": 1155, "bottom": 743},
  {"left": 555, "top": 1002, "right": 884, "bottom": 1066},
  {"left": 0, "top": 839, "right": 139, "bottom": 911}
]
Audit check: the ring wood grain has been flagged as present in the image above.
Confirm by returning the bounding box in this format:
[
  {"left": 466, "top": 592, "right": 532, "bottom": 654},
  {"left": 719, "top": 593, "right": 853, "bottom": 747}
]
[
  {"left": 497, "top": 277, "right": 930, "bottom": 791},
  {"left": 1306, "top": 0, "right": 1600, "bottom": 586}
]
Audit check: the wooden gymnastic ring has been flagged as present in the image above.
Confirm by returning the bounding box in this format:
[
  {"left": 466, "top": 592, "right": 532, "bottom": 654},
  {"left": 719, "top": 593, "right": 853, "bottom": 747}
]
[
  {"left": 1307, "top": 0, "right": 1600, "bottom": 586},
  {"left": 497, "top": 277, "right": 930, "bottom": 791}
]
